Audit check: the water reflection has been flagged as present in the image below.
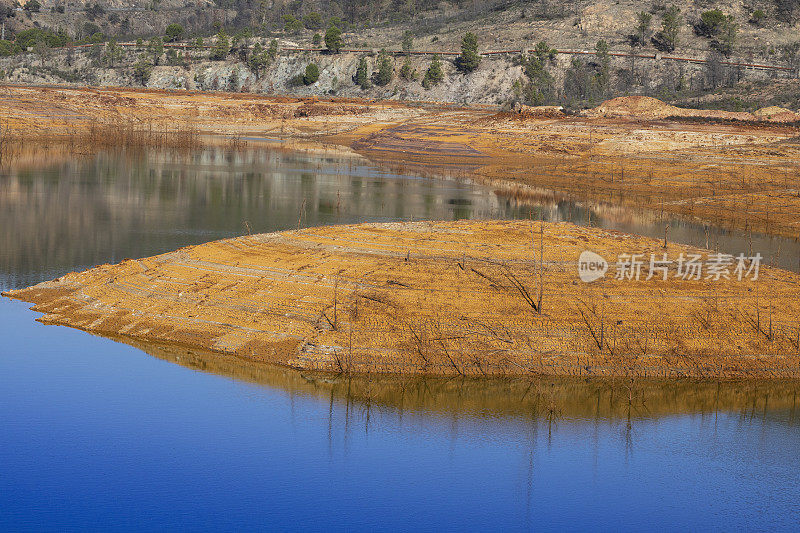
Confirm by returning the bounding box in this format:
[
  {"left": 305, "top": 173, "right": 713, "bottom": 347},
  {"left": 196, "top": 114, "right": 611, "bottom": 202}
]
[
  {"left": 0, "top": 146, "right": 521, "bottom": 291},
  {"left": 3, "top": 145, "right": 799, "bottom": 293},
  {"left": 375, "top": 156, "right": 800, "bottom": 273},
  {"left": 130, "top": 337, "right": 800, "bottom": 427},
  {"left": 2, "top": 296, "right": 798, "bottom": 530}
]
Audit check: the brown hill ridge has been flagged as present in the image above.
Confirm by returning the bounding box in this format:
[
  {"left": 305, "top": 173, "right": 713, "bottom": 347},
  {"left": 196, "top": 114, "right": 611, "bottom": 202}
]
[{"left": 586, "top": 96, "right": 800, "bottom": 122}]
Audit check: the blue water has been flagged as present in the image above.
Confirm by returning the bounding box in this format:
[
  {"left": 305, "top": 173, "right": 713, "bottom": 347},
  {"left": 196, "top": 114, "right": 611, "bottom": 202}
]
[
  {"left": 3, "top": 298, "right": 799, "bottom": 531},
  {"left": 2, "top": 147, "right": 799, "bottom": 530}
]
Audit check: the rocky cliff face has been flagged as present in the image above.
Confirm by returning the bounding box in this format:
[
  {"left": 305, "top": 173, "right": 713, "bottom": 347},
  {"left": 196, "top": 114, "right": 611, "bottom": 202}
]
[
  {"left": 145, "top": 53, "right": 527, "bottom": 106},
  {"left": 0, "top": 46, "right": 528, "bottom": 105},
  {"left": 2, "top": 0, "right": 799, "bottom": 107},
  {"left": 1, "top": 43, "right": 790, "bottom": 108}
]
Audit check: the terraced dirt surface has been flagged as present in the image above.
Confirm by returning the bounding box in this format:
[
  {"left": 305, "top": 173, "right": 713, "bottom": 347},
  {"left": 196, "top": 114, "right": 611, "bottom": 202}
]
[
  {"left": 351, "top": 123, "right": 487, "bottom": 158},
  {"left": 6, "top": 220, "right": 800, "bottom": 378}
]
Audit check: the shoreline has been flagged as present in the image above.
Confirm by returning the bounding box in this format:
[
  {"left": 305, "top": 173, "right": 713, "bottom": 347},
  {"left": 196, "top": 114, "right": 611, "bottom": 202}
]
[
  {"left": 3, "top": 85, "right": 799, "bottom": 379},
  {"left": 1, "top": 85, "right": 798, "bottom": 238}
]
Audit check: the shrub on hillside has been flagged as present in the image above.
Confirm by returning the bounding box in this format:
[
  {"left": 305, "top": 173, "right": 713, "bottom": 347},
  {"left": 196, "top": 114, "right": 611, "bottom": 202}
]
[
  {"left": 354, "top": 57, "right": 370, "bottom": 89},
  {"left": 455, "top": 32, "right": 480, "bottom": 73},
  {"left": 750, "top": 9, "right": 766, "bottom": 25},
  {"left": 132, "top": 54, "right": 152, "bottom": 86},
  {"left": 513, "top": 46, "right": 556, "bottom": 105},
  {"left": 712, "top": 16, "right": 738, "bottom": 57},
  {"left": 148, "top": 37, "right": 163, "bottom": 66},
  {"left": 632, "top": 11, "right": 652, "bottom": 46},
  {"left": 210, "top": 30, "right": 229, "bottom": 60},
  {"left": 15, "top": 28, "right": 68, "bottom": 50},
  {"left": 303, "top": 12, "right": 323, "bottom": 30},
  {"left": 399, "top": 57, "right": 416, "bottom": 80},
  {"left": 652, "top": 6, "right": 681, "bottom": 52},
  {"left": 373, "top": 50, "right": 392, "bottom": 86},
  {"left": 165, "top": 23, "right": 184, "bottom": 43},
  {"left": 0, "top": 40, "right": 21, "bottom": 57},
  {"left": 422, "top": 54, "right": 444, "bottom": 88},
  {"left": 283, "top": 15, "right": 303, "bottom": 34},
  {"left": 325, "top": 26, "right": 343, "bottom": 53},
  {"left": 697, "top": 9, "right": 727, "bottom": 37},
  {"left": 303, "top": 63, "right": 320, "bottom": 85}
]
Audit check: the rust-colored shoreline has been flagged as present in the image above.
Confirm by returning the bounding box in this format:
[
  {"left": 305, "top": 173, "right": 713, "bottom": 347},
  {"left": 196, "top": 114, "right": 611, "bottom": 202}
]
[
  {"left": 1, "top": 86, "right": 798, "bottom": 239},
  {"left": 5, "top": 220, "right": 800, "bottom": 379}
]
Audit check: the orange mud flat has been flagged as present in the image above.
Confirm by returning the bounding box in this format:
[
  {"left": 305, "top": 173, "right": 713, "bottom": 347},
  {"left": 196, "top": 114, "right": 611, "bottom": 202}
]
[
  {"left": 0, "top": 85, "right": 427, "bottom": 138},
  {"left": 343, "top": 104, "right": 800, "bottom": 239},
  {"left": 5, "top": 220, "right": 800, "bottom": 379}
]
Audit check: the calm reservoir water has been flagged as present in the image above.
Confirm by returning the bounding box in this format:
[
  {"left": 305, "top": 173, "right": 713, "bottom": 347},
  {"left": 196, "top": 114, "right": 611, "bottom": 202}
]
[{"left": 1, "top": 146, "right": 799, "bottom": 530}]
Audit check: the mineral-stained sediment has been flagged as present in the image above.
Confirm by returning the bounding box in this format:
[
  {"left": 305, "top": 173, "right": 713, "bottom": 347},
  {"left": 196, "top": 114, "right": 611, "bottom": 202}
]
[
  {"left": 2, "top": 87, "right": 799, "bottom": 238},
  {"left": 5, "top": 220, "right": 800, "bottom": 378}
]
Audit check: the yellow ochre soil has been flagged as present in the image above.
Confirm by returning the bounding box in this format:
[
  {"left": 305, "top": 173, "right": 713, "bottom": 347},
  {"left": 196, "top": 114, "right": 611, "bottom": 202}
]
[
  {"left": 6, "top": 220, "right": 800, "bottom": 378},
  {"left": 1, "top": 87, "right": 799, "bottom": 238}
]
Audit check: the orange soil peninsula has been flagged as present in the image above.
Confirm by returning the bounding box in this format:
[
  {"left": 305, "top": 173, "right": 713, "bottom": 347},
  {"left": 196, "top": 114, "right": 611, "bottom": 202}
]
[{"left": 5, "top": 220, "right": 800, "bottom": 378}]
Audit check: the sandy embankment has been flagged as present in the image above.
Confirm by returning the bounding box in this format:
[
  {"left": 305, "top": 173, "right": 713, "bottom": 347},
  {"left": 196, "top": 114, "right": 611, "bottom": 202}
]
[{"left": 6, "top": 220, "right": 800, "bottom": 378}]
